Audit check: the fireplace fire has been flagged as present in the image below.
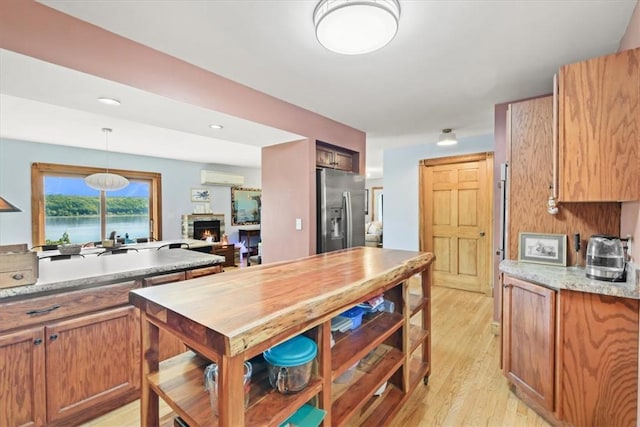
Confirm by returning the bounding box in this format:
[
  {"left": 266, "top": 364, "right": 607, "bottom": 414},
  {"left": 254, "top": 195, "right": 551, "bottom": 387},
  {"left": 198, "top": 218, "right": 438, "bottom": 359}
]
[{"left": 193, "top": 220, "right": 221, "bottom": 242}]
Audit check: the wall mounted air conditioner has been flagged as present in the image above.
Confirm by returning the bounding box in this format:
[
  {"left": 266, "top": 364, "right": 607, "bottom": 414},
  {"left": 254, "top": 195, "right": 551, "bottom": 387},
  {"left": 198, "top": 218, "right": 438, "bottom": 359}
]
[{"left": 200, "top": 170, "right": 245, "bottom": 187}]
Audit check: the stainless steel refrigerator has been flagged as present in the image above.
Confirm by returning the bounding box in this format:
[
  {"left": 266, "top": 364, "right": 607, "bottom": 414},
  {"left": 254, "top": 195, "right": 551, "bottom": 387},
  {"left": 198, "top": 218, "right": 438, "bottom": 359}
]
[{"left": 317, "top": 168, "right": 366, "bottom": 253}]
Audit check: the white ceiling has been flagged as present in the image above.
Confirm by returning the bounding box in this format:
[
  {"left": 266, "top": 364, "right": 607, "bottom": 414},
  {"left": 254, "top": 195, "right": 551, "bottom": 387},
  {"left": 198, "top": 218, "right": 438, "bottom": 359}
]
[{"left": 1, "top": 1, "right": 636, "bottom": 178}]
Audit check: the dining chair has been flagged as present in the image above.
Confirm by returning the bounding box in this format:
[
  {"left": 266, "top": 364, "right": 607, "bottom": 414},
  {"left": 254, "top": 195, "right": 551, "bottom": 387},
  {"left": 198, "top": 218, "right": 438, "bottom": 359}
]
[
  {"left": 41, "top": 254, "right": 85, "bottom": 261},
  {"left": 31, "top": 244, "right": 59, "bottom": 252},
  {"left": 97, "top": 248, "right": 139, "bottom": 256},
  {"left": 157, "top": 242, "right": 190, "bottom": 250}
]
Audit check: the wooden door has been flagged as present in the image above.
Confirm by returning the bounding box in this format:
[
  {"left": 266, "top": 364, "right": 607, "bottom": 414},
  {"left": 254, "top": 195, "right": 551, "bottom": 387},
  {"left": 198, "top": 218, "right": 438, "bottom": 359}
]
[
  {"left": 0, "top": 327, "right": 46, "bottom": 427},
  {"left": 45, "top": 306, "right": 140, "bottom": 424},
  {"left": 420, "top": 153, "right": 493, "bottom": 294},
  {"left": 503, "top": 276, "right": 556, "bottom": 412}
]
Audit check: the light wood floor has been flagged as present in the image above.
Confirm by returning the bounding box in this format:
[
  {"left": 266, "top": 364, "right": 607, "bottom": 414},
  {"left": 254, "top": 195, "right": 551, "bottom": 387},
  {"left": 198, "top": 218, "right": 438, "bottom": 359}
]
[{"left": 81, "top": 286, "right": 549, "bottom": 427}]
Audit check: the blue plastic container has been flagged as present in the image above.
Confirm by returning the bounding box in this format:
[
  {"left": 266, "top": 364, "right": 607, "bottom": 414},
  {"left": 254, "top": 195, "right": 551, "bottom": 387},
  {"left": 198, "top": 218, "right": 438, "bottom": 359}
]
[
  {"left": 341, "top": 306, "right": 365, "bottom": 330},
  {"left": 263, "top": 335, "right": 317, "bottom": 394}
]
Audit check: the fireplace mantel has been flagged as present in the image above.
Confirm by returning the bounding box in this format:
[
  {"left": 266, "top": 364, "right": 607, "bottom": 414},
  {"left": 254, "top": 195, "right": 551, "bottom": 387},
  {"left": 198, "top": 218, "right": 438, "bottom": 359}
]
[{"left": 182, "top": 214, "right": 225, "bottom": 239}]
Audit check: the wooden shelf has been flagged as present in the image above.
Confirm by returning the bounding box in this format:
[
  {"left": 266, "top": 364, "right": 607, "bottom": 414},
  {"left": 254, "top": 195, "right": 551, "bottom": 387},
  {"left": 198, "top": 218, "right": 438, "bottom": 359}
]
[
  {"left": 360, "top": 384, "right": 405, "bottom": 426},
  {"left": 409, "top": 325, "right": 430, "bottom": 354},
  {"left": 331, "top": 346, "right": 404, "bottom": 427},
  {"left": 331, "top": 312, "right": 403, "bottom": 379},
  {"left": 147, "top": 352, "right": 323, "bottom": 427},
  {"left": 409, "top": 354, "right": 430, "bottom": 389},
  {"left": 409, "top": 294, "right": 427, "bottom": 317}
]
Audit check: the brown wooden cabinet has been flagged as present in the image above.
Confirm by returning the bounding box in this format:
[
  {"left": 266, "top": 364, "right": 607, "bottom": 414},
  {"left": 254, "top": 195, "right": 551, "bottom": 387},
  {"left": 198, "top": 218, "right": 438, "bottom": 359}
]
[
  {"left": 559, "top": 290, "right": 638, "bottom": 426},
  {"left": 316, "top": 145, "right": 354, "bottom": 172},
  {"left": 0, "top": 305, "right": 140, "bottom": 427},
  {"left": 558, "top": 47, "right": 640, "bottom": 202},
  {"left": 0, "top": 327, "right": 46, "bottom": 427},
  {"left": 45, "top": 306, "right": 140, "bottom": 424},
  {"left": 502, "top": 275, "right": 556, "bottom": 413}
]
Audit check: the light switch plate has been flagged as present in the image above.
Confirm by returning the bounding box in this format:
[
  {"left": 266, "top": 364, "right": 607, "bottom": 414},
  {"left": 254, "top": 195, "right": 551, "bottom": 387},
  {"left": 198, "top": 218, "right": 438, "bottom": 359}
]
[{"left": 295, "top": 218, "right": 302, "bottom": 230}]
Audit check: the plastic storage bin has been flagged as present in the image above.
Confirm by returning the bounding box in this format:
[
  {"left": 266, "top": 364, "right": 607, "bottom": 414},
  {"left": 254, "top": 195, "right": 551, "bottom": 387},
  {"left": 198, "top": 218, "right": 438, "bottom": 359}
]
[
  {"left": 263, "top": 335, "right": 317, "bottom": 394},
  {"left": 341, "top": 306, "right": 365, "bottom": 330}
]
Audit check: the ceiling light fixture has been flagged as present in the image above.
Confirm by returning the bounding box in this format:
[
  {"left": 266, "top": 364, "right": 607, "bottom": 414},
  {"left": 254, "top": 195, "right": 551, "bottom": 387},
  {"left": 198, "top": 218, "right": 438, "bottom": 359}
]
[
  {"left": 85, "top": 128, "right": 129, "bottom": 191},
  {"left": 437, "top": 129, "right": 458, "bottom": 146},
  {"left": 314, "top": 0, "right": 401, "bottom": 55},
  {"left": 0, "top": 196, "right": 21, "bottom": 212},
  {"left": 209, "top": 124, "right": 224, "bottom": 129},
  {"left": 97, "top": 97, "right": 121, "bottom": 106}
]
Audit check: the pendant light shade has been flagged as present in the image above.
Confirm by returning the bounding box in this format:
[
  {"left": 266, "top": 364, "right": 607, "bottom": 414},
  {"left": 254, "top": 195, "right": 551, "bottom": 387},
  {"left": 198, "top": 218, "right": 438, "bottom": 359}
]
[
  {"left": 85, "top": 128, "right": 129, "bottom": 191},
  {"left": 314, "top": 0, "right": 401, "bottom": 55},
  {"left": 437, "top": 128, "right": 458, "bottom": 146},
  {"left": 0, "top": 196, "right": 21, "bottom": 212}
]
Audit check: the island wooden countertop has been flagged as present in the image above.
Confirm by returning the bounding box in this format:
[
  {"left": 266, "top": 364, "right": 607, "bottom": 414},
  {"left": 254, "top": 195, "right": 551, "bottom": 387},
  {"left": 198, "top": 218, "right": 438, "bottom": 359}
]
[{"left": 129, "top": 247, "right": 434, "bottom": 358}]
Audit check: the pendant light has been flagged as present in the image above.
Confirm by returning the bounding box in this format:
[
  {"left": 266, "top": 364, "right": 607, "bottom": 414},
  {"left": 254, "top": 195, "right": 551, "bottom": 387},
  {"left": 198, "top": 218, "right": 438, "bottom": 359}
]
[
  {"left": 314, "top": 0, "right": 401, "bottom": 55},
  {"left": 437, "top": 129, "right": 458, "bottom": 146},
  {"left": 85, "top": 128, "right": 129, "bottom": 191}
]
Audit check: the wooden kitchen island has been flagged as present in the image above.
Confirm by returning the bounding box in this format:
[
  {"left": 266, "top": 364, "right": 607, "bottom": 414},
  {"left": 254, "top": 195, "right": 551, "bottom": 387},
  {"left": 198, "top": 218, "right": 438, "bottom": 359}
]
[{"left": 129, "top": 247, "right": 435, "bottom": 426}]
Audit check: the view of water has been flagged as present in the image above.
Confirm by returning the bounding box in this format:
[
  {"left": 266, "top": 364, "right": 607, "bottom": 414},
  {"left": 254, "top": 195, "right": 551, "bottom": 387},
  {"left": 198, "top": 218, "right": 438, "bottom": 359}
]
[{"left": 46, "top": 215, "right": 150, "bottom": 243}]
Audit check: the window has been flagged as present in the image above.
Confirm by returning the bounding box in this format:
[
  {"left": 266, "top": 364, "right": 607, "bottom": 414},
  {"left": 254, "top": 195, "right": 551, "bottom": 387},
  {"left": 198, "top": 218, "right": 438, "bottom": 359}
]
[{"left": 31, "top": 163, "right": 162, "bottom": 245}]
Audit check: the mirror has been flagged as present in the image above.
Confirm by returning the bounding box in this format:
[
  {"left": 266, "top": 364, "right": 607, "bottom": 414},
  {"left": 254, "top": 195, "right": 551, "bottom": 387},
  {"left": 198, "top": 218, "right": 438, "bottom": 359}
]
[
  {"left": 371, "top": 186, "right": 383, "bottom": 222},
  {"left": 231, "top": 187, "right": 261, "bottom": 226}
]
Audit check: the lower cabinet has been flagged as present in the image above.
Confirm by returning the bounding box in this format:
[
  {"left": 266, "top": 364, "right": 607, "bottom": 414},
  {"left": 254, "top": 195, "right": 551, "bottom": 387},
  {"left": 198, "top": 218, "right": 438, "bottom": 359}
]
[
  {"left": 45, "top": 306, "right": 140, "bottom": 424},
  {"left": 502, "top": 275, "right": 556, "bottom": 413},
  {"left": 0, "top": 306, "right": 139, "bottom": 427},
  {"left": 0, "top": 327, "right": 46, "bottom": 427},
  {"left": 502, "top": 274, "right": 639, "bottom": 426}
]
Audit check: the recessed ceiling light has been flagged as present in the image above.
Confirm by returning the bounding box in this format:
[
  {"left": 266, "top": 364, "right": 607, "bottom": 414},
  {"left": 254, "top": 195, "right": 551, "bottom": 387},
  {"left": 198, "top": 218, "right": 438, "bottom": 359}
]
[
  {"left": 97, "top": 97, "right": 121, "bottom": 106},
  {"left": 209, "top": 124, "right": 224, "bottom": 129}
]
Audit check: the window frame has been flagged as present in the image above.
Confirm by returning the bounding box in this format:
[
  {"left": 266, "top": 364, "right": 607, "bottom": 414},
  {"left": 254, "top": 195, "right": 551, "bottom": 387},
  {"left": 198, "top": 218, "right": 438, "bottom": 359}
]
[{"left": 31, "top": 162, "right": 162, "bottom": 245}]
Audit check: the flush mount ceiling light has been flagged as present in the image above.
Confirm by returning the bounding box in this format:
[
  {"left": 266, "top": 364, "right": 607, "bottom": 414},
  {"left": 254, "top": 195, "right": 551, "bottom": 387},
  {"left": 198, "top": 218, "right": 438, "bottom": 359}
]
[
  {"left": 208, "top": 124, "right": 224, "bottom": 129},
  {"left": 314, "top": 0, "right": 401, "bottom": 55},
  {"left": 97, "top": 97, "right": 121, "bottom": 106},
  {"left": 85, "top": 128, "right": 129, "bottom": 191},
  {"left": 437, "top": 129, "right": 458, "bottom": 146}
]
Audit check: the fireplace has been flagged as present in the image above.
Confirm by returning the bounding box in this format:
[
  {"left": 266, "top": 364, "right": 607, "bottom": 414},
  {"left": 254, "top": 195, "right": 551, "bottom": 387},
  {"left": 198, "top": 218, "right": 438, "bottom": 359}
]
[
  {"left": 182, "top": 213, "right": 225, "bottom": 240},
  {"left": 193, "top": 220, "right": 221, "bottom": 242}
]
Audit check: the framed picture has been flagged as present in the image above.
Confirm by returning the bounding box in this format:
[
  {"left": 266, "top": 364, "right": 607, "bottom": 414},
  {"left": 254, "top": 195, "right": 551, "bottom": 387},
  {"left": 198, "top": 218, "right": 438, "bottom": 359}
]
[
  {"left": 518, "top": 232, "right": 567, "bottom": 266},
  {"left": 191, "top": 188, "right": 211, "bottom": 202},
  {"left": 231, "top": 187, "right": 261, "bottom": 225}
]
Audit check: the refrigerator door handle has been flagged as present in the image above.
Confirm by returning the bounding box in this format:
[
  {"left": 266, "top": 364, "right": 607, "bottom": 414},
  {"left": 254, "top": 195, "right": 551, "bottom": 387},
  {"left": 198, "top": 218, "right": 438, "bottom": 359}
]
[{"left": 343, "top": 191, "right": 353, "bottom": 248}]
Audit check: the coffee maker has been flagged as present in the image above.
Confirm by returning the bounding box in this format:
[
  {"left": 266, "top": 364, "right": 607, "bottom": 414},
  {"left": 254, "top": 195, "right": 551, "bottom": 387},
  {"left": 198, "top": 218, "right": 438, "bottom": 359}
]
[{"left": 585, "top": 235, "right": 627, "bottom": 282}]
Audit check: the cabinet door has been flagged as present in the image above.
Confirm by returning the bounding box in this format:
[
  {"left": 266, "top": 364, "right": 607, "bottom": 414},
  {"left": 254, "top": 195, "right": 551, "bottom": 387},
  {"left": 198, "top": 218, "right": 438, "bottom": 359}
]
[
  {"left": 316, "top": 146, "right": 335, "bottom": 168},
  {"left": 0, "top": 328, "right": 46, "bottom": 427},
  {"left": 334, "top": 151, "right": 353, "bottom": 171},
  {"left": 559, "top": 47, "right": 640, "bottom": 201},
  {"left": 502, "top": 276, "right": 555, "bottom": 412},
  {"left": 45, "top": 306, "right": 140, "bottom": 424}
]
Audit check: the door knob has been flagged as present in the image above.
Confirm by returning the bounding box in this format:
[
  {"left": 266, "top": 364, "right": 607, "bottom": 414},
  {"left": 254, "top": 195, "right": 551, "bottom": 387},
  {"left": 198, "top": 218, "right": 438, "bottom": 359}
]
[{"left": 480, "top": 232, "right": 486, "bottom": 237}]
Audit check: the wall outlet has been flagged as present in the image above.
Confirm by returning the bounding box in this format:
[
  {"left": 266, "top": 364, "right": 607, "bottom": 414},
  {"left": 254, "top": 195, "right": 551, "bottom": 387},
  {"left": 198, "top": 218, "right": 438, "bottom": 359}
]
[{"left": 295, "top": 218, "right": 302, "bottom": 230}]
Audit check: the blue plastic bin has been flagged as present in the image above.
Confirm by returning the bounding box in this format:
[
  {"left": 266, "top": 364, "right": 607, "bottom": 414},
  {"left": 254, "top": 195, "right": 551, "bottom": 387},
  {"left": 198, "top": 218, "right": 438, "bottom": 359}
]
[{"left": 340, "top": 306, "right": 365, "bottom": 330}]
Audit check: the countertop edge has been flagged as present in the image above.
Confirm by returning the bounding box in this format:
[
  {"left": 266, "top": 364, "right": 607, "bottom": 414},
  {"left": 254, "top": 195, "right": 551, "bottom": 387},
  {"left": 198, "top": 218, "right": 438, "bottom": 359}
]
[{"left": 499, "top": 260, "right": 640, "bottom": 299}]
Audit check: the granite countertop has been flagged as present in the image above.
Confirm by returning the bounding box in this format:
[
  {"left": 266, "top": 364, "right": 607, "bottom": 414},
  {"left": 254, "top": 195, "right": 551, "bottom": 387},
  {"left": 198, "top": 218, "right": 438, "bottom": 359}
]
[
  {"left": 1, "top": 249, "right": 224, "bottom": 300},
  {"left": 500, "top": 260, "right": 640, "bottom": 299}
]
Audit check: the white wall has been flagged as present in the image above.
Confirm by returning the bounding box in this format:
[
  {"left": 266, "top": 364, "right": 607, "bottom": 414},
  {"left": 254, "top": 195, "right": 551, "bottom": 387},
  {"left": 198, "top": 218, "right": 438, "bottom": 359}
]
[
  {"left": 0, "top": 138, "right": 260, "bottom": 246},
  {"left": 383, "top": 134, "right": 495, "bottom": 251}
]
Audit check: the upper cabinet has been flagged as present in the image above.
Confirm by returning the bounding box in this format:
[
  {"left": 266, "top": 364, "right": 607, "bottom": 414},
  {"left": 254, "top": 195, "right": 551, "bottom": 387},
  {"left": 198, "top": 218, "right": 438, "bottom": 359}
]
[
  {"left": 557, "top": 47, "right": 639, "bottom": 202},
  {"left": 316, "top": 143, "right": 356, "bottom": 172}
]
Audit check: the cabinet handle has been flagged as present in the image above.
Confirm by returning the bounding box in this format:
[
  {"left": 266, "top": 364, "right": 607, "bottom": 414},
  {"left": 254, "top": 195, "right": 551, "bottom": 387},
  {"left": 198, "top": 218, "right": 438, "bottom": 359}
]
[
  {"left": 503, "top": 284, "right": 510, "bottom": 289},
  {"left": 26, "top": 304, "right": 61, "bottom": 316},
  {"left": 49, "top": 334, "right": 59, "bottom": 341},
  {"left": 34, "top": 338, "right": 42, "bottom": 345},
  {"left": 12, "top": 273, "right": 24, "bottom": 280}
]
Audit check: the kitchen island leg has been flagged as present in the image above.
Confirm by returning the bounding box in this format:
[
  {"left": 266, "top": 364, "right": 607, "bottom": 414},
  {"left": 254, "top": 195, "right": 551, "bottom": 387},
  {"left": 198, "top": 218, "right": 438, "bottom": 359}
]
[{"left": 140, "top": 312, "right": 160, "bottom": 427}]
